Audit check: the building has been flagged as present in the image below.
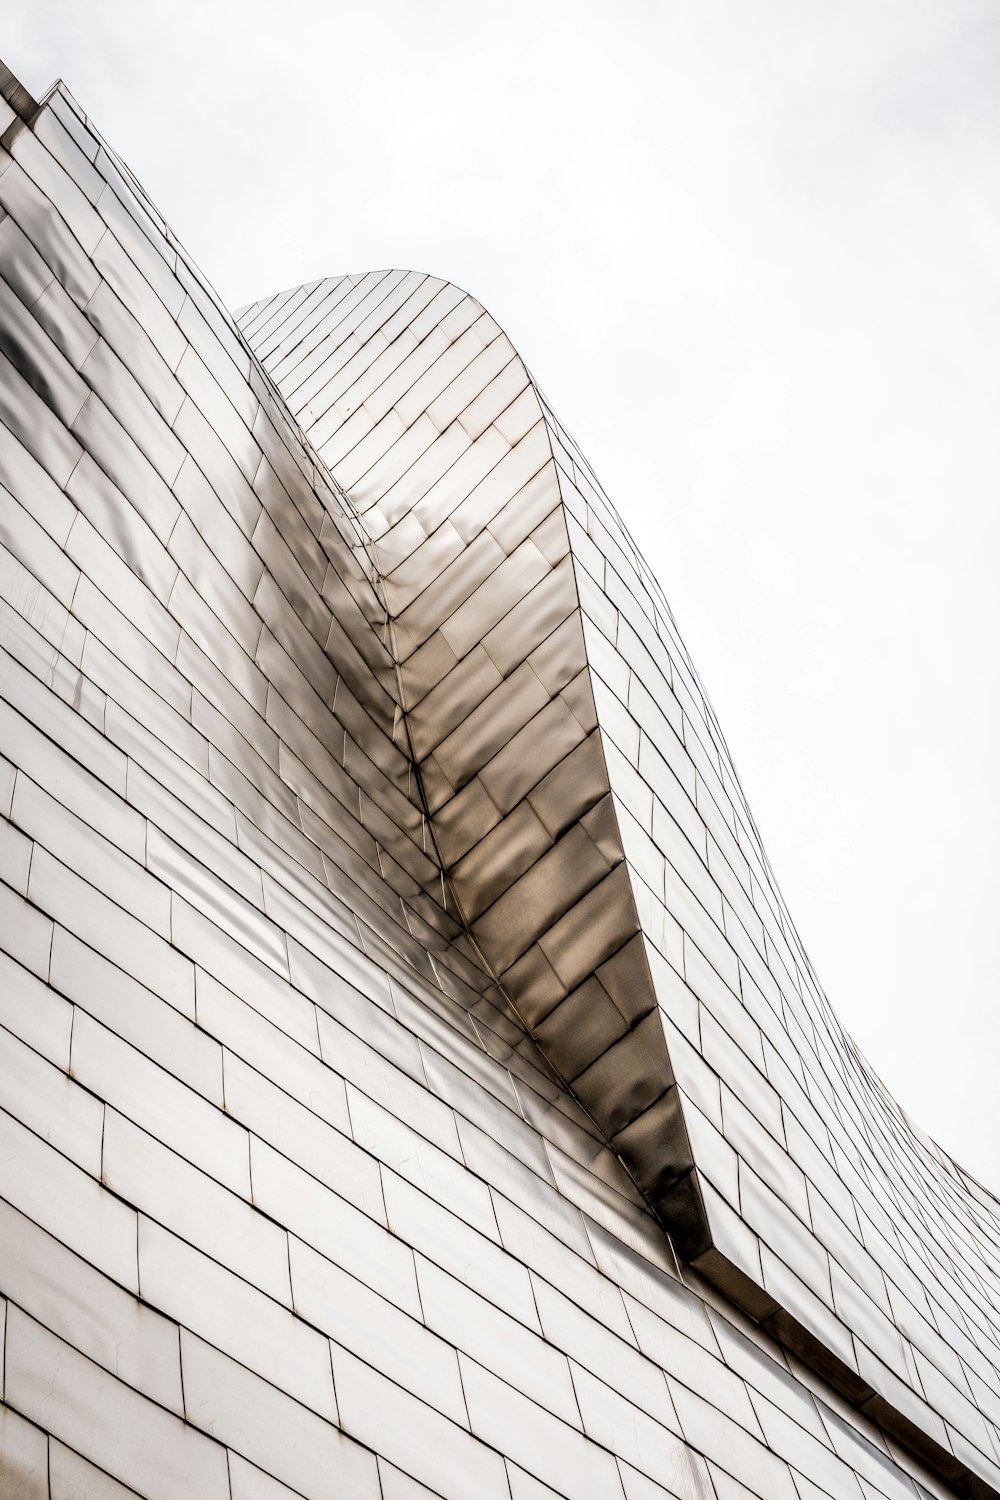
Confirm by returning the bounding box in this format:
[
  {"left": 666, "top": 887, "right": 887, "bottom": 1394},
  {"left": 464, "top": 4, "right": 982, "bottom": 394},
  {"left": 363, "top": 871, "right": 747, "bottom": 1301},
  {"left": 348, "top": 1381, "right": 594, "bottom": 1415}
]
[{"left": 1, "top": 56, "right": 999, "bottom": 1500}]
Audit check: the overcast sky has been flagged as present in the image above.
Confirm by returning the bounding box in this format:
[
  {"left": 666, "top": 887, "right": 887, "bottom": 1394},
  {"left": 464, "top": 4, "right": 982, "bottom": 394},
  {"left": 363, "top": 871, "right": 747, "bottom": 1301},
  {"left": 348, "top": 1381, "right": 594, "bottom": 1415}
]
[{"left": 10, "top": 1, "right": 1000, "bottom": 1187}]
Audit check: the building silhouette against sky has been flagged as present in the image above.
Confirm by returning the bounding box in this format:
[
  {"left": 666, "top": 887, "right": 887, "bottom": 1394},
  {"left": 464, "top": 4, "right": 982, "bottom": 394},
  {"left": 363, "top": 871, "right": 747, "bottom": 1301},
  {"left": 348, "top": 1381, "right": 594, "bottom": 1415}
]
[{"left": 1, "top": 58, "right": 999, "bottom": 1500}]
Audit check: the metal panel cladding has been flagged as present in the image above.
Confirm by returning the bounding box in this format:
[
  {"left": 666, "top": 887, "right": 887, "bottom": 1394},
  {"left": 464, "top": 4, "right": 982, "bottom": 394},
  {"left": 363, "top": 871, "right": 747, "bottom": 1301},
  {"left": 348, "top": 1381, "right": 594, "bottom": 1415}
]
[{"left": 1, "top": 56, "right": 999, "bottom": 1500}]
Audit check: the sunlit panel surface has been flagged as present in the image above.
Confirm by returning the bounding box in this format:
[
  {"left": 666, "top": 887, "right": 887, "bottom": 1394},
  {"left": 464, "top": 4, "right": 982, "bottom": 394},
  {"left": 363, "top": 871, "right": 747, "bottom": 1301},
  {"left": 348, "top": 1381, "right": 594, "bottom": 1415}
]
[{"left": 2, "top": 57, "right": 999, "bottom": 1500}]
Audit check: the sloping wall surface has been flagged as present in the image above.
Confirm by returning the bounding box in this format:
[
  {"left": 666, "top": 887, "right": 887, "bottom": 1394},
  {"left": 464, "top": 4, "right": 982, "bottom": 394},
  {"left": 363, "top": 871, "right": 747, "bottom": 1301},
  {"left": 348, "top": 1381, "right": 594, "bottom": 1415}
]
[{"left": 0, "top": 58, "right": 998, "bottom": 1500}]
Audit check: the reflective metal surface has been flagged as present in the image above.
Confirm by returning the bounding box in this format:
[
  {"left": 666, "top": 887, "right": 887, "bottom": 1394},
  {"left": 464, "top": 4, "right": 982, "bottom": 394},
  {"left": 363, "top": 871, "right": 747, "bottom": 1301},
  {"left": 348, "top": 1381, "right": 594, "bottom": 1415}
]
[{"left": 2, "top": 55, "right": 999, "bottom": 1500}]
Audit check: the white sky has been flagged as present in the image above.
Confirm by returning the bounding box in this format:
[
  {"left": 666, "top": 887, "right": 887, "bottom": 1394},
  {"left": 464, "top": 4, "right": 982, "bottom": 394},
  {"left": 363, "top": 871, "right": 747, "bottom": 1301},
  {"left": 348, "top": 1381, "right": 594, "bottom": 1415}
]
[{"left": 10, "top": 0, "right": 1000, "bottom": 1188}]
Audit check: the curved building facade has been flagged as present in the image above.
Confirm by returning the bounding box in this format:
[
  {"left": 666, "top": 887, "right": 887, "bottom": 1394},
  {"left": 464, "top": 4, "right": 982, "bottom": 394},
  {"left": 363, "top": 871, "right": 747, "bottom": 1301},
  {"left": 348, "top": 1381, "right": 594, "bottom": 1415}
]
[{"left": 1, "top": 59, "right": 998, "bottom": 1500}]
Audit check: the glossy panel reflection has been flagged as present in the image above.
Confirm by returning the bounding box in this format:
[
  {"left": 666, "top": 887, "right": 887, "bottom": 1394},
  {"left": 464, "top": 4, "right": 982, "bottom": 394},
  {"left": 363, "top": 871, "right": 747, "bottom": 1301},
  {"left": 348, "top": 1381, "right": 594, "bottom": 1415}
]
[{"left": 1, "top": 54, "right": 998, "bottom": 1500}]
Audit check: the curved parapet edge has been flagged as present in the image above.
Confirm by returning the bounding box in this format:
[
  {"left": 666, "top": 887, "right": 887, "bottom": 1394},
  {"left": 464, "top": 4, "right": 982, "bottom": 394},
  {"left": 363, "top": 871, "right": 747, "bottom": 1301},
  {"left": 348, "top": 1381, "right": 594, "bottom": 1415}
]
[
  {"left": 238, "top": 271, "right": 702, "bottom": 1227},
  {"left": 240, "top": 274, "right": 1000, "bottom": 1496}
]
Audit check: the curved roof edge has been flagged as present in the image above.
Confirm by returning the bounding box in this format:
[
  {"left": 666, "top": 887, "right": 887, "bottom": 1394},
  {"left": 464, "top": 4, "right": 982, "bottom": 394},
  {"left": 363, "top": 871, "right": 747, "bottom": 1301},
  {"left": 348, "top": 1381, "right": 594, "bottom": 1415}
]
[{"left": 239, "top": 270, "right": 1000, "bottom": 1498}]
